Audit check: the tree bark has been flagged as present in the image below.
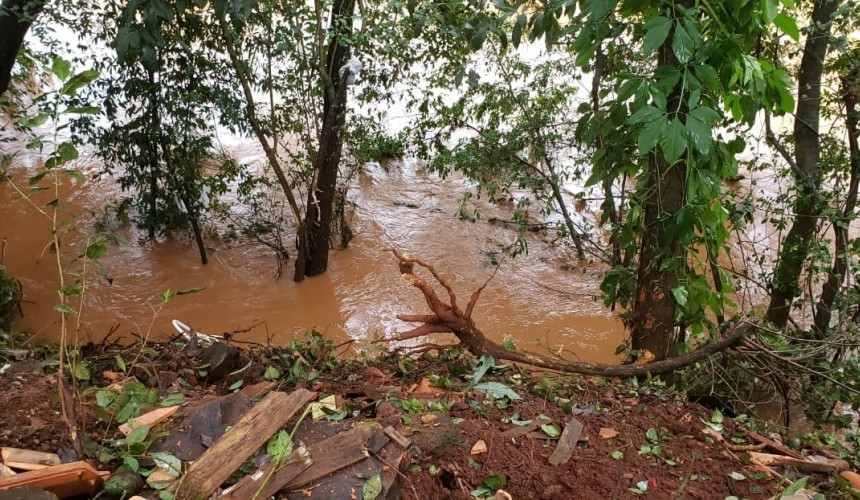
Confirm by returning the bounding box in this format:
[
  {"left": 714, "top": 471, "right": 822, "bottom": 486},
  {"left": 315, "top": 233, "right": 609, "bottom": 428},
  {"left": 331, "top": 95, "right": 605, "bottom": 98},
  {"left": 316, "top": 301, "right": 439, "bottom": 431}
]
[
  {"left": 300, "top": 0, "right": 356, "bottom": 277},
  {"left": 765, "top": 0, "right": 839, "bottom": 327},
  {"left": 630, "top": 3, "right": 690, "bottom": 367},
  {"left": 0, "top": 0, "right": 45, "bottom": 96}
]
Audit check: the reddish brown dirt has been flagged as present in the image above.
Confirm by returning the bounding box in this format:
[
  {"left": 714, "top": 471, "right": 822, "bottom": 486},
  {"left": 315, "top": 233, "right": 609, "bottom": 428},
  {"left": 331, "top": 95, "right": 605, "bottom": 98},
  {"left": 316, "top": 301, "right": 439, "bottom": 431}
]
[{"left": 0, "top": 352, "right": 789, "bottom": 499}]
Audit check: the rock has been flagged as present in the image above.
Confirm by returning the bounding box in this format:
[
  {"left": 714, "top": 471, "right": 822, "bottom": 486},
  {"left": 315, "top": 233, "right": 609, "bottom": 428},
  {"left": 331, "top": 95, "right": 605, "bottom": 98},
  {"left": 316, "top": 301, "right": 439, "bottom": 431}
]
[
  {"left": 0, "top": 487, "right": 58, "bottom": 500},
  {"left": 153, "top": 391, "right": 252, "bottom": 461},
  {"left": 197, "top": 343, "right": 240, "bottom": 382},
  {"left": 470, "top": 440, "right": 487, "bottom": 455},
  {"left": 103, "top": 471, "right": 144, "bottom": 499},
  {"left": 376, "top": 402, "right": 397, "bottom": 418}
]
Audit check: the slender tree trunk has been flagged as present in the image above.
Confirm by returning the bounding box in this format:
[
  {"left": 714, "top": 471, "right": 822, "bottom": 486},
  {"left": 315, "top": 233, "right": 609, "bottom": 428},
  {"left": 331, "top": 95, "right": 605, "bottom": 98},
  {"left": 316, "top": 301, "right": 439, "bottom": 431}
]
[
  {"left": 147, "top": 70, "right": 158, "bottom": 240},
  {"left": 300, "top": 0, "right": 356, "bottom": 277},
  {"left": 630, "top": 1, "right": 690, "bottom": 368},
  {"left": 590, "top": 47, "right": 621, "bottom": 267},
  {"left": 765, "top": 0, "right": 839, "bottom": 327},
  {"left": 0, "top": 0, "right": 45, "bottom": 96},
  {"left": 813, "top": 66, "right": 860, "bottom": 335}
]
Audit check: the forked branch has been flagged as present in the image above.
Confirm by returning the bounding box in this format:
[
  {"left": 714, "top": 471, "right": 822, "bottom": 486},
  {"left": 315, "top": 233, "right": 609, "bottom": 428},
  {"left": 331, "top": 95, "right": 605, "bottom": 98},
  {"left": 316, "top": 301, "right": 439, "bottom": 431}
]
[{"left": 383, "top": 248, "right": 751, "bottom": 377}]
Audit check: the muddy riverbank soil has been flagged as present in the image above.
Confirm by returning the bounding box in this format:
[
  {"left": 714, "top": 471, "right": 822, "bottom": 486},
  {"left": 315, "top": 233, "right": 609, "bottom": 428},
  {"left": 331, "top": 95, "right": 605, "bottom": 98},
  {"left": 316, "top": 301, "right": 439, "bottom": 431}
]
[{"left": 2, "top": 336, "right": 846, "bottom": 499}]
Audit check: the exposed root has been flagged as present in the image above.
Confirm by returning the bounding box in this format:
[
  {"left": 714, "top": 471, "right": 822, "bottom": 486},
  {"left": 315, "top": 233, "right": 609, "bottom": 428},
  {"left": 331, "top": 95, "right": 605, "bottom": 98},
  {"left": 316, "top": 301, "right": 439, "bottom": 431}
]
[{"left": 381, "top": 247, "right": 751, "bottom": 378}]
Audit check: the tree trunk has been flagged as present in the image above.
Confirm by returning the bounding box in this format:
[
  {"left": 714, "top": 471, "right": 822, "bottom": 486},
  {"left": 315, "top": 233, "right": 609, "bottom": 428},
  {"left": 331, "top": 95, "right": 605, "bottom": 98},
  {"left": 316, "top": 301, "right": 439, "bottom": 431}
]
[
  {"left": 299, "top": 0, "right": 356, "bottom": 278},
  {"left": 812, "top": 66, "right": 860, "bottom": 335},
  {"left": 629, "top": 3, "right": 690, "bottom": 368},
  {"left": 765, "top": 0, "right": 839, "bottom": 328},
  {"left": 0, "top": 0, "right": 45, "bottom": 96}
]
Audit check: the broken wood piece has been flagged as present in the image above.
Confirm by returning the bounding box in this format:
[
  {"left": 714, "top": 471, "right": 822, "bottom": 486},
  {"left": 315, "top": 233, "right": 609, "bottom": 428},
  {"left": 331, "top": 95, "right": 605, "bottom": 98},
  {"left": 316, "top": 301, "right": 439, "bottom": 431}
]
[
  {"left": 0, "top": 465, "right": 15, "bottom": 477},
  {"left": 501, "top": 416, "right": 551, "bottom": 438},
  {"left": 1, "top": 448, "right": 60, "bottom": 471},
  {"left": 176, "top": 389, "right": 316, "bottom": 499},
  {"left": 745, "top": 431, "right": 804, "bottom": 460},
  {"left": 118, "top": 406, "right": 180, "bottom": 436},
  {"left": 471, "top": 440, "right": 488, "bottom": 455},
  {"left": 225, "top": 424, "right": 388, "bottom": 499},
  {"left": 748, "top": 452, "right": 849, "bottom": 473},
  {"left": 0, "top": 461, "right": 109, "bottom": 498},
  {"left": 383, "top": 425, "right": 412, "bottom": 450},
  {"left": 240, "top": 380, "right": 276, "bottom": 399},
  {"left": 220, "top": 448, "right": 313, "bottom": 499},
  {"left": 548, "top": 418, "right": 584, "bottom": 466},
  {"left": 286, "top": 424, "right": 388, "bottom": 490}
]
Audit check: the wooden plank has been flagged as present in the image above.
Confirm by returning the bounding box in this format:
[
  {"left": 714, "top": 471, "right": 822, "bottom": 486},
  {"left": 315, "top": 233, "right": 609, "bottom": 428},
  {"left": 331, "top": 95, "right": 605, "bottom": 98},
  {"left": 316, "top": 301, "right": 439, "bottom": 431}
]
[
  {"left": 1, "top": 448, "right": 61, "bottom": 471},
  {"left": 0, "top": 464, "right": 16, "bottom": 477},
  {"left": 220, "top": 449, "right": 313, "bottom": 499},
  {"left": 118, "top": 405, "right": 180, "bottom": 436},
  {"left": 285, "top": 425, "right": 387, "bottom": 490},
  {"left": 0, "top": 461, "right": 109, "bottom": 498},
  {"left": 222, "top": 424, "right": 387, "bottom": 499},
  {"left": 176, "top": 389, "right": 316, "bottom": 500},
  {"left": 548, "top": 418, "right": 584, "bottom": 465},
  {"left": 383, "top": 425, "right": 412, "bottom": 449},
  {"left": 748, "top": 452, "right": 849, "bottom": 473}
]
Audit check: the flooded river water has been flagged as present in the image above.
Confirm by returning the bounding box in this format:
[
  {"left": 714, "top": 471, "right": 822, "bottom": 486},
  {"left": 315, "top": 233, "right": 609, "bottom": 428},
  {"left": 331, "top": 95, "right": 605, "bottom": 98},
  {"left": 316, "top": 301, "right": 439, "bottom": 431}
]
[{"left": 0, "top": 143, "right": 626, "bottom": 363}]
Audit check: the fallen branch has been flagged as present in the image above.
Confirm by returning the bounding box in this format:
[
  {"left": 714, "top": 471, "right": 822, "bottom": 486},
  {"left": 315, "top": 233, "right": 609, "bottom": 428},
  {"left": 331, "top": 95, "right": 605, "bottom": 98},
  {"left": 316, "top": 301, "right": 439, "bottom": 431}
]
[{"left": 382, "top": 248, "right": 751, "bottom": 377}]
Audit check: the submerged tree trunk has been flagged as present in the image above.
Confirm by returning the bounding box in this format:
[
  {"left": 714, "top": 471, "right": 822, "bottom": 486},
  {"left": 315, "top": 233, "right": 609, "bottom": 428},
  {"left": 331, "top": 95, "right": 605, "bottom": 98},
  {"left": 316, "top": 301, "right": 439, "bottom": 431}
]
[
  {"left": 0, "top": 0, "right": 45, "bottom": 96},
  {"left": 299, "top": 0, "right": 356, "bottom": 278},
  {"left": 629, "top": 4, "right": 689, "bottom": 367},
  {"left": 765, "top": 0, "right": 839, "bottom": 328}
]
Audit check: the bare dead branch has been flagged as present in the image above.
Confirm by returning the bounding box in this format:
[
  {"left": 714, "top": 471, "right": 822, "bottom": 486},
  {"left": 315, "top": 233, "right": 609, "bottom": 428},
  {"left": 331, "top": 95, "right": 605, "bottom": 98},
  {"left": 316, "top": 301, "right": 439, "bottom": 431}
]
[{"left": 382, "top": 248, "right": 751, "bottom": 378}]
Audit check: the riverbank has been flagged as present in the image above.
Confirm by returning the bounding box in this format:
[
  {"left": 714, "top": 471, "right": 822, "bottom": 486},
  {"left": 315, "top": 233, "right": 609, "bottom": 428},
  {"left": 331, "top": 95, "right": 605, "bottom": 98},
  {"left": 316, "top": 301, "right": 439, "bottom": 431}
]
[{"left": 0, "top": 333, "right": 856, "bottom": 499}]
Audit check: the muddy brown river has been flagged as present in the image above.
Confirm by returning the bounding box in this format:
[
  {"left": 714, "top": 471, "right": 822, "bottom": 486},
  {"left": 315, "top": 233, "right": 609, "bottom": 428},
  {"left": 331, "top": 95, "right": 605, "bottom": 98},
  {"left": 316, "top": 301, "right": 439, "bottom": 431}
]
[{"left": 0, "top": 142, "right": 626, "bottom": 363}]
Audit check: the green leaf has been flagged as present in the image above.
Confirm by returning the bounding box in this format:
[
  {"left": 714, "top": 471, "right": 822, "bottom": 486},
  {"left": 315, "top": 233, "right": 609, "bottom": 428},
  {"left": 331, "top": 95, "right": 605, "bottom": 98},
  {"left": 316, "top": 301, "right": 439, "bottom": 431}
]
[
  {"left": 65, "top": 106, "right": 101, "bottom": 115},
  {"left": 781, "top": 476, "right": 809, "bottom": 496},
  {"left": 126, "top": 424, "right": 150, "bottom": 446},
  {"left": 672, "top": 22, "right": 694, "bottom": 64},
  {"left": 685, "top": 115, "right": 712, "bottom": 154},
  {"left": 611, "top": 450, "right": 624, "bottom": 460},
  {"left": 176, "top": 287, "right": 205, "bottom": 296},
  {"left": 643, "top": 16, "right": 671, "bottom": 57},
  {"left": 54, "top": 303, "right": 75, "bottom": 314},
  {"left": 638, "top": 118, "right": 667, "bottom": 155},
  {"left": 74, "top": 362, "right": 90, "bottom": 380},
  {"left": 151, "top": 451, "right": 182, "bottom": 477},
  {"left": 61, "top": 70, "right": 99, "bottom": 97},
  {"left": 116, "top": 354, "right": 127, "bottom": 373},
  {"left": 773, "top": 12, "right": 799, "bottom": 41},
  {"left": 671, "top": 286, "right": 688, "bottom": 307},
  {"left": 629, "top": 105, "right": 663, "bottom": 125},
  {"left": 362, "top": 473, "right": 383, "bottom": 500},
  {"left": 761, "top": 0, "right": 778, "bottom": 23},
  {"left": 86, "top": 241, "right": 107, "bottom": 260},
  {"left": 159, "top": 393, "right": 185, "bottom": 406},
  {"left": 484, "top": 474, "right": 507, "bottom": 489},
  {"left": 689, "top": 106, "right": 720, "bottom": 124},
  {"left": 51, "top": 57, "right": 72, "bottom": 81},
  {"left": 659, "top": 118, "right": 688, "bottom": 163},
  {"left": 474, "top": 381, "right": 521, "bottom": 400},
  {"left": 541, "top": 424, "right": 561, "bottom": 437},
  {"left": 729, "top": 471, "right": 746, "bottom": 481},
  {"left": 263, "top": 365, "right": 281, "bottom": 380},
  {"left": 62, "top": 169, "right": 86, "bottom": 182}
]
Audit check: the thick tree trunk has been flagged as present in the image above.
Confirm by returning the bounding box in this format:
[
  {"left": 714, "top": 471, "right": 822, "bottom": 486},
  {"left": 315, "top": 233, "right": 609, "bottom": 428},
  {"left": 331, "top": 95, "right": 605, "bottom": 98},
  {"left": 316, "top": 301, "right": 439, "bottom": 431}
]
[
  {"left": 629, "top": 4, "right": 690, "bottom": 366},
  {"left": 0, "top": 0, "right": 45, "bottom": 96},
  {"left": 765, "top": 0, "right": 839, "bottom": 327},
  {"left": 300, "top": 0, "right": 356, "bottom": 278}
]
